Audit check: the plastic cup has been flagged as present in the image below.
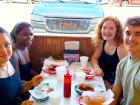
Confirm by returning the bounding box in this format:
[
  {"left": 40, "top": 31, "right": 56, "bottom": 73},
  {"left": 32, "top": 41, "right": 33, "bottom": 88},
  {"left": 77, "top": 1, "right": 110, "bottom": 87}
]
[
  {"left": 41, "top": 71, "right": 49, "bottom": 80},
  {"left": 49, "top": 91, "right": 61, "bottom": 105},
  {"left": 55, "top": 66, "right": 66, "bottom": 81},
  {"left": 80, "top": 56, "right": 89, "bottom": 68},
  {"left": 75, "top": 72, "right": 86, "bottom": 85}
]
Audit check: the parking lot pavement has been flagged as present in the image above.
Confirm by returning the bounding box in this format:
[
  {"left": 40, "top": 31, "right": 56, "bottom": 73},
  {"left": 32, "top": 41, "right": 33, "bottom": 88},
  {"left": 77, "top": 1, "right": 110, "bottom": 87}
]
[
  {"left": 101, "top": 4, "right": 140, "bottom": 23},
  {"left": 0, "top": 1, "right": 140, "bottom": 32},
  {"left": 0, "top": 0, "right": 38, "bottom": 4},
  {"left": 0, "top": 1, "right": 36, "bottom": 32}
]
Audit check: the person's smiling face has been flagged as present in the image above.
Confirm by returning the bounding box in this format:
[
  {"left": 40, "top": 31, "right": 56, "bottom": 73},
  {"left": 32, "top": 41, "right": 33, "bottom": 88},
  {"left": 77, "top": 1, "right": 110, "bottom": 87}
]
[
  {"left": 124, "top": 25, "right": 140, "bottom": 54},
  {"left": 16, "top": 26, "right": 34, "bottom": 47},
  {"left": 101, "top": 20, "right": 117, "bottom": 41},
  {"left": 0, "top": 33, "right": 12, "bottom": 64}
]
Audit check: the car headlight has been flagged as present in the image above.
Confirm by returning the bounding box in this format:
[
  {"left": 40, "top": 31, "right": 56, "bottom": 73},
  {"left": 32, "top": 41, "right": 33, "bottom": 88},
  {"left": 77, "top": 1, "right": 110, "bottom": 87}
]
[
  {"left": 31, "top": 15, "right": 44, "bottom": 22},
  {"left": 31, "top": 15, "right": 45, "bottom": 29},
  {"left": 90, "top": 17, "right": 101, "bottom": 30}
]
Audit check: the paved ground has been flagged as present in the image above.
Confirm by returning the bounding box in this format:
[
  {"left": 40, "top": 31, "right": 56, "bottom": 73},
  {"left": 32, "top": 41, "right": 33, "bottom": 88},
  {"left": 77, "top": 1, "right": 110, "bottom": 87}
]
[
  {"left": 0, "top": 1, "right": 140, "bottom": 32},
  {"left": 101, "top": 4, "right": 140, "bottom": 23},
  {"left": 0, "top": 1, "right": 36, "bottom": 32}
]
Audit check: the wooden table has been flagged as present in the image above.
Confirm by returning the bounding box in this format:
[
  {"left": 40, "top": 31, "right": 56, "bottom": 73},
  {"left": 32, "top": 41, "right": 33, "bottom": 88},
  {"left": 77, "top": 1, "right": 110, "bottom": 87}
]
[{"left": 30, "top": 62, "right": 106, "bottom": 105}]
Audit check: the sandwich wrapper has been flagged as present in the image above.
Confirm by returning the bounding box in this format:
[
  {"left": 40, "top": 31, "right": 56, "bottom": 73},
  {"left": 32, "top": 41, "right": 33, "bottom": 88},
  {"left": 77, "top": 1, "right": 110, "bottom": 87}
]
[
  {"left": 42, "top": 58, "right": 68, "bottom": 75},
  {"left": 82, "top": 89, "right": 114, "bottom": 105},
  {"left": 43, "top": 59, "right": 68, "bottom": 67}
]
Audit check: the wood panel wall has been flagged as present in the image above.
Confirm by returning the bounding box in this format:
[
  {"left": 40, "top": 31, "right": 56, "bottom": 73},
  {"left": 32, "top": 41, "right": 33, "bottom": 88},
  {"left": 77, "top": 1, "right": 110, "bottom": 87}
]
[{"left": 30, "top": 35, "right": 95, "bottom": 71}]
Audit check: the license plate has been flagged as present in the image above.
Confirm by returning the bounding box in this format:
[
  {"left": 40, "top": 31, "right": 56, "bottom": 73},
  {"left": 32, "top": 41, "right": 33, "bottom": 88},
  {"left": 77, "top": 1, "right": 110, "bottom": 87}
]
[{"left": 59, "top": 21, "right": 77, "bottom": 30}]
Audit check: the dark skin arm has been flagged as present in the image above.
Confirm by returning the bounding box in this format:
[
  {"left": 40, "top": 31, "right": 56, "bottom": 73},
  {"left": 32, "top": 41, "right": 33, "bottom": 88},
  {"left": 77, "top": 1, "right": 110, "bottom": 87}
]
[{"left": 21, "top": 75, "right": 43, "bottom": 94}]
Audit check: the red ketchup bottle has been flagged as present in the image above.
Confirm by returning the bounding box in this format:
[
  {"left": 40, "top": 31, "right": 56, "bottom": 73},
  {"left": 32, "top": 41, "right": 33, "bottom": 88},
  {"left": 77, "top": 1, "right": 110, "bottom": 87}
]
[{"left": 64, "top": 69, "right": 72, "bottom": 98}]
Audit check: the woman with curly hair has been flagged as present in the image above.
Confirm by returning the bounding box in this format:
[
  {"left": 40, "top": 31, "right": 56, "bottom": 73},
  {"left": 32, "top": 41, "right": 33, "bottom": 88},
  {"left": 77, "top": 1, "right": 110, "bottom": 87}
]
[{"left": 91, "top": 16, "right": 128, "bottom": 89}]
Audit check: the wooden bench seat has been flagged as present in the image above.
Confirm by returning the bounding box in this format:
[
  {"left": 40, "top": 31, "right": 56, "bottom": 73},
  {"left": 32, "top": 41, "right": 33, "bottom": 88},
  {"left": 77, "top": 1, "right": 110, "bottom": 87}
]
[{"left": 30, "top": 35, "right": 95, "bottom": 71}]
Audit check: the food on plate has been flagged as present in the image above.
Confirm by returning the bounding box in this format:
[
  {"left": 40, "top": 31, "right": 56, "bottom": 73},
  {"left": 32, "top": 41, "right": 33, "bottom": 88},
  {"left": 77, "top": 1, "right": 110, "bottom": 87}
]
[
  {"left": 41, "top": 85, "right": 54, "bottom": 93},
  {"left": 78, "top": 84, "right": 94, "bottom": 91},
  {"left": 75, "top": 83, "right": 94, "bottom": 95},
  {"left": 47, "top": 88, "right": 54, "bottom": 93},
  {"left": 29, "top": 89, "right": 49, "bottom": 102},
  {"left": 78, "top": 95, "right": 105, "bottom": 105},
  {"left": 42, "top": 65, "right": 57, "bottom": 74},
  {"left": 82, "top": 69, "right": 96, "bottom": 80},
  {"left": 85, "top": 74, "right": 96, "bottom": 80},
  {"left": 83, "top": 69, "right": 92, "bottom": 74},
  {"left": 42, "top": 64, "right": 57, "bottom": 71},
  {"left": 30, "top": 82, "right": 54, "bottom": 102},
  {"left": 52, "top": 60, "right": 64, "bottom": 62},
  {"left": 48, "top": 65, "right": 57, "bottom": 71},
  {"left": 42, "top": 60, "right": 68, "bottom": 75},
  {"left": 85, "top": 96, "right": 105, "bottom": 105}
]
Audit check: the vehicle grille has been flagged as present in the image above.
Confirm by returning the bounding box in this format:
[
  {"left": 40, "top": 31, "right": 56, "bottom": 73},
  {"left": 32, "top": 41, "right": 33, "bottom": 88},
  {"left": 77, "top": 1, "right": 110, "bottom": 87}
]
[{"left": 45, "top": 17, "right": 93, "bottom": 34}]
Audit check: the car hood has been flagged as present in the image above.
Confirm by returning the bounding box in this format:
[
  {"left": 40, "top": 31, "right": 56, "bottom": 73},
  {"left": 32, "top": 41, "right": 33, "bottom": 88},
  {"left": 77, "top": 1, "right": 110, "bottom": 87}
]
[{"left": 32, "top": 2, "right": 104, "bottom": 18}]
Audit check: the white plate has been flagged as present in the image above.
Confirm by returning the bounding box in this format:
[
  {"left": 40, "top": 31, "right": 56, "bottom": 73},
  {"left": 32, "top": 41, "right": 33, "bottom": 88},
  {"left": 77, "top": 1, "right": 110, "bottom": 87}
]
[{"left": 29, "top": 82, "right": 54, "bottom": 102}]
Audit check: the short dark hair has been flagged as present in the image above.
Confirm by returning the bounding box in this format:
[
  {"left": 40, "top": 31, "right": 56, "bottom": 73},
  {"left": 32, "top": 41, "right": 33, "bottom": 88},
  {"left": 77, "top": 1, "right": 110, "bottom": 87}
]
[
  {"left": 0, "top": 27, "right": 12, "bottom": 42},
  {"left": 124, "top": 16, "right": 140, "bottom": 27},
  {"left": 10, "top": 22, "right": 32, "bottom": 43},
  {"left": 0, "top": 27, "right": 8, "bottom": 34}
]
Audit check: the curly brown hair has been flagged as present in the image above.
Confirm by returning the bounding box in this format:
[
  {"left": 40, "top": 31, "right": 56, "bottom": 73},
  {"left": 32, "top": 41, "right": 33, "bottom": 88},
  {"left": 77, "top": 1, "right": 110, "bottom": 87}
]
[{"left": 92, "top": 16, "right": 123, "bottom": 46}]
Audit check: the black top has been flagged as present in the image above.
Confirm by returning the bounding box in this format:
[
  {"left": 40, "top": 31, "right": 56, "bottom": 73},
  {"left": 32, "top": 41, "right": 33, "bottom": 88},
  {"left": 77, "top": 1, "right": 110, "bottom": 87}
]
[
  {"left": 98, "top": 41, "right": 119, "bottom": 84},
  {"left": 16, "top": 50, "right": 33, "bottom": 81},
  {"left": 19, "top": 62, "right": 33, "bottom": 81}
]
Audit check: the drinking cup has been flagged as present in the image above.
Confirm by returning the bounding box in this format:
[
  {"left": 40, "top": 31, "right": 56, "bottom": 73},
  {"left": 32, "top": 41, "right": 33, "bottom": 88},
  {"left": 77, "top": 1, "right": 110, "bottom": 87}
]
[
  {"left": 41, "top": 71, "right": 49, "bottom": 80},
  {"left": 49, "top": 91, "right": 61, "bottom": 105},
  {"left": 80, "top": 56, "right": 89, "bottom": 68},
  {"left": 56, "top": 66, "right": 66, "bottom": 81},
  {"left": 75, "top": 72, "right": 86, "bottom": 85}
]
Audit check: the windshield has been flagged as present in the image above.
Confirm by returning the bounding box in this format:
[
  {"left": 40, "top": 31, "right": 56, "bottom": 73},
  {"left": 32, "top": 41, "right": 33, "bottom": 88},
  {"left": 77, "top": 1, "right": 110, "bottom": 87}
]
[{"left": 40, "top": 0, "right": 97, "bottom": 3}]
